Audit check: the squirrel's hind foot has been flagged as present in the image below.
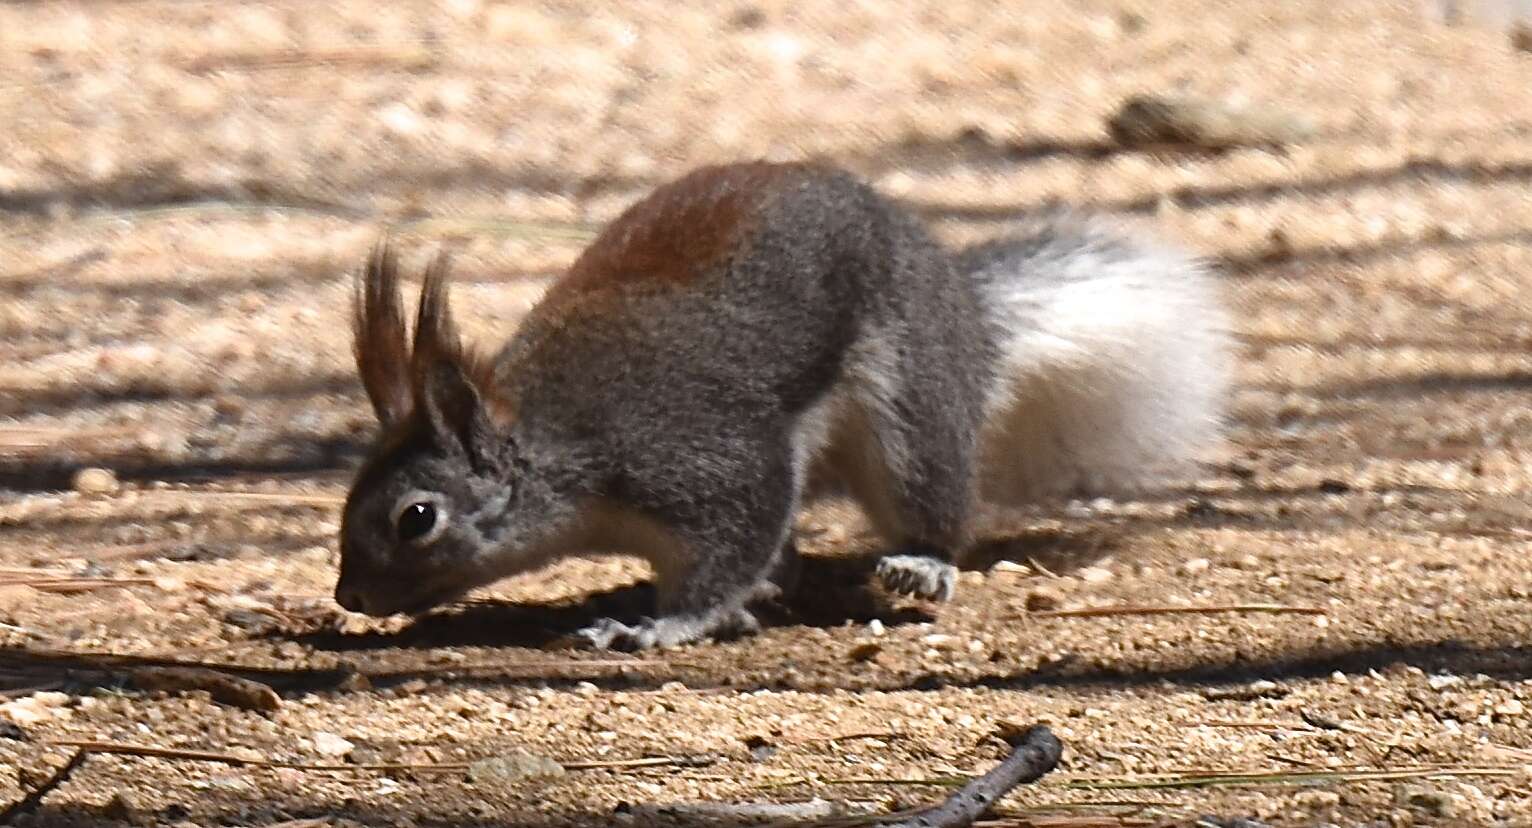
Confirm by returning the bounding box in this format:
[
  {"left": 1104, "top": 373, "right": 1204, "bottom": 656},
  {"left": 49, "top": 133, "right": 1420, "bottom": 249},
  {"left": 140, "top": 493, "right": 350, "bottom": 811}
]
[{"left": 876, "top": 553, "right": 958, "bottom": 602}]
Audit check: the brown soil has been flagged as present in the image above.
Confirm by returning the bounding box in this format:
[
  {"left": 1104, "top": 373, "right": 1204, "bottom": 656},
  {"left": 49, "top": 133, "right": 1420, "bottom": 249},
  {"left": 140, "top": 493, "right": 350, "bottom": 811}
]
[{"left": 4, "top": 1, "right": 1532, "bottom": 826}]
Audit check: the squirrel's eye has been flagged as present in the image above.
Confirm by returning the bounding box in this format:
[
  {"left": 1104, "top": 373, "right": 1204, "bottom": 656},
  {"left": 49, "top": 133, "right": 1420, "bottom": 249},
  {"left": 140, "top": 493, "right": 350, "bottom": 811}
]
[{"left": 396, "top": 502, "right": 437, "bottom": 543}]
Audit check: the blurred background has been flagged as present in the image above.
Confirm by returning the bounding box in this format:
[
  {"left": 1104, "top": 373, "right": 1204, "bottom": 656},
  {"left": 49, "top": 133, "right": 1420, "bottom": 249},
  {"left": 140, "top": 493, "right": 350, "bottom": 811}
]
[
  {"left": 5, "top": 2, "right": 1532, "bottom": 826},
  {"left": 3, "top": 0, "right": 1532, "bottom": 487}
]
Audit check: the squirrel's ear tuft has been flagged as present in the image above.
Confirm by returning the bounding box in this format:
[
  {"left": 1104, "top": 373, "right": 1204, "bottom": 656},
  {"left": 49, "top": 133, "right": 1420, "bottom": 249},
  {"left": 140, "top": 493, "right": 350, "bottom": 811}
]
[
  {"left": 410, "top": 250, "right": 461, "bottom": 381},
  {"left": 410, "top": 252, "right": 507, "bottom": 470},
  {"left": 353, "top": 238, "right": 414, "bottom": 428}
]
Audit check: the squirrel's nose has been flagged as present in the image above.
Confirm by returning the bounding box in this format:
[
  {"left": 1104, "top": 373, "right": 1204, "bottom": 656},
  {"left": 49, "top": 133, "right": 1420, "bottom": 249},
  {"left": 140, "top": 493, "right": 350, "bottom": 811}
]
[{"left": 335, "top": 582, "right": 369, "bottom": 614}]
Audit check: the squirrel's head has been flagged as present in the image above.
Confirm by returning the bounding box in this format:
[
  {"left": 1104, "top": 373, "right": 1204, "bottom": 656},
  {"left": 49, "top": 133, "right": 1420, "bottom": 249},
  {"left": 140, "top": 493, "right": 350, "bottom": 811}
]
[{"left": 334, "top": 242, "right": 546, "bottom": 617}]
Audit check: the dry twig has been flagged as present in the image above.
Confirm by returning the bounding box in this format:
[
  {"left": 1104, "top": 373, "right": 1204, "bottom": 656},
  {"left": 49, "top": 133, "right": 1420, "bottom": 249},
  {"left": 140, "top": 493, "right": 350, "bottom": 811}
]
[
  {"left": 172, "top": 490, "right": 345, "bottom": 508},
  {"left": 0, "top": 750, "right": 88, "bottom": 825},
  {"left": 180, "top": 45, "right": 441, "bottom": 74},
  {"left": 875, "top": 725, "right": 1063, "bottom": 828},
  {"left": 129, "top": 666, "right": 282, "bottom": 712},
  {"left": 0, "top": 577, "right": 160, "bottom": 594},
  {"left": 0, "top": 425, "right": 141, "bottom": 453}
]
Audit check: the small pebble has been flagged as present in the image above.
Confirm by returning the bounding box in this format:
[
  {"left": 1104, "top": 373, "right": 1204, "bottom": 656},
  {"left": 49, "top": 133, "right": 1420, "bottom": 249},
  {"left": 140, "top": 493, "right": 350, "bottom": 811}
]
[
  {"left": 1293, "top": 790, "right": 1341, "bottom": 811},
  {"left": 1181, "top": 558, "right": 1212, "bottom": 575},
  {"left": 467, "top": 749, "right": 566, "bottom": 785},
  {"left": 865, "top": 619, "right": 886, "bottom": 637},
  {"left": 72, "top": 467, "right": 120, "bottom": 495},
  {"left": 1024, "top": 587, "right": 1064, "bottom": 611},
  {"left": 222, "top": 609, "right": 279, "bottom": 635},
  {"left": 1078, "top": 566, "right": 1113, "bottom": 584},
  {"left": 848, "top": 642, "right": 882, "bottom": 663},
  {"left": 1316, "top": 478, "right": 1351, "bottom": 494},
  {"left": 312, "top": 731, "right": 355, "bottom": 758},
  {"left": 1428, "top": 674, "right": 1463, "bottom": 690},
  {"left": 1514, "top": 21, "right": 1532, "bottom": 51},
  {"left": 1494, "top": 699, "right": 1524, "bottom": 716},
  {"left": 102, "top": 792, "right": 137, "bottom": 822},
  {"left": 743, "top": 734, "right": 777, "bottom": 762},
  {"left": 1394, "top": 784, "right": 1455, "bottom": 818},
  {"left": 1107, "top": 93, "right": 1316, "bottom": 148},
  {"left": 348, "top": 746, "right": 388, "bottom": 766}
]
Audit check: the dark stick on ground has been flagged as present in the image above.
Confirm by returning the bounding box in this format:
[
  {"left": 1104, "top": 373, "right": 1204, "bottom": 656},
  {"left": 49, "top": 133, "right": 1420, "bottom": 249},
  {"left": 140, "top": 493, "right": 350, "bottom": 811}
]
[
  {"left": 876, "top": 724, "right": 1064, "bottom": 828},
  {"left": 0, "top": 750, "right": 88, "bottom": 825}
]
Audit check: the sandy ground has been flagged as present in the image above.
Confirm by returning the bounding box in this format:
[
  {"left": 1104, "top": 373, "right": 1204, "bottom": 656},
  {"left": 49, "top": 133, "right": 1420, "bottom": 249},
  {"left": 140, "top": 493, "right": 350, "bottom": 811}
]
[{"left": 4, "top": 1, "right": 1532, "bottom": 825}]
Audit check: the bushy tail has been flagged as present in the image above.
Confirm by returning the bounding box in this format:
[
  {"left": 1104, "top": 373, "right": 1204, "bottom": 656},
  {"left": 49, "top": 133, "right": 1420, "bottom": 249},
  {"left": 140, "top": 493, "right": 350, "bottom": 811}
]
[{"left": 963, "top": 213, "right": 1232, "bottom": 504}]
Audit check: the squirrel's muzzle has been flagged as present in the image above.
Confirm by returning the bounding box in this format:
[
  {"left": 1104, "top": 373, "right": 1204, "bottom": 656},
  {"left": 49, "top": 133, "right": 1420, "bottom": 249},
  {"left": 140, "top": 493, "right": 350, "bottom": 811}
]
[{"left": 333, "top": 579, "right": 373, "bottom": 615}]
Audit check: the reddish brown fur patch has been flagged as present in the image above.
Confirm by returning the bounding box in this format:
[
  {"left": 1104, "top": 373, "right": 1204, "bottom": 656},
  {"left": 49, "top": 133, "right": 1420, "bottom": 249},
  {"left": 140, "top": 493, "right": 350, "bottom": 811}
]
[
  {"left": 548, "top": 162, "right": 811, "bottom": 300},
  {"left": 460, "top": 349, "right": 517, "bottom": 427}
]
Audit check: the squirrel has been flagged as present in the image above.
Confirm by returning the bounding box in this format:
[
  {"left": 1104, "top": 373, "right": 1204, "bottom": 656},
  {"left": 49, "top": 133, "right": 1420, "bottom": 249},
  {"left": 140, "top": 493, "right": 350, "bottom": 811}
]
[{"left": 333, "top": 161, "right": 1231, "bottom": 650}]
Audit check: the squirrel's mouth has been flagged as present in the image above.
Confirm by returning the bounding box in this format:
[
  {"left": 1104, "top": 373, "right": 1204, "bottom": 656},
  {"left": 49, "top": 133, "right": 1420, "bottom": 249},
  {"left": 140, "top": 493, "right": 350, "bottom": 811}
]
[{"left": 336, "top": 580, "right": 464, "bottom": 618}]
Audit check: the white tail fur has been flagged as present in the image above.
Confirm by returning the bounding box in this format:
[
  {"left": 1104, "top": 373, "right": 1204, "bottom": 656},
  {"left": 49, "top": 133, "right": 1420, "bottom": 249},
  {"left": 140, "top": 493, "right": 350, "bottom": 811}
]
[{"left": 967, "top": 214, "right": 1231, "bottom": 503}]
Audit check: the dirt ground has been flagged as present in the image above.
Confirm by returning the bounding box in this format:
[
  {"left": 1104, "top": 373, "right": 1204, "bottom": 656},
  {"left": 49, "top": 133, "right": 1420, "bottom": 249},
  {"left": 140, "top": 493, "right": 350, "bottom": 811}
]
[{"left": 4, "top": 1, "right": 1532, "bottom": 825}]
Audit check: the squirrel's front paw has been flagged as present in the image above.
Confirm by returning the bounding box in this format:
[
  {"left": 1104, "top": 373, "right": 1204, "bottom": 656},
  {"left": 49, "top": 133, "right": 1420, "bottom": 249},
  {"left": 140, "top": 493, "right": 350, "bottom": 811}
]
[
  {"left": 573, "top": 609, "right": 760, "bottom": 651},
  {"left": 574, "top": 617, "right": 660, "bottom": 651},
  {"left": 876, "top": 554, "right": 958, "bottom": 601}
]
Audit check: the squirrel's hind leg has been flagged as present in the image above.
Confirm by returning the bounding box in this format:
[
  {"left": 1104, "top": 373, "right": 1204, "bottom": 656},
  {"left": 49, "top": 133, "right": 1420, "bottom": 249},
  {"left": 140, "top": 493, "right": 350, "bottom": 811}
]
[{"left": 823, "top": 337, "right": 987, "bottom": 603}]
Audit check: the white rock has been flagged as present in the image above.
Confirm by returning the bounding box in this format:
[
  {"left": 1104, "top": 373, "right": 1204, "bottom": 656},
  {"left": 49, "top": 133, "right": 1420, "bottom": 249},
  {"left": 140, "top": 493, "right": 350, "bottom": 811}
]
[
  {"left": 378, "top": 103, "right": 424, "bottom": 136},
  {"left": 30, "top": 691, "right": 69, "bottom": 707},
  {"left": 1079, "top": 566, "right": 1113, "bottom": 584},
  {"left": 0, "top": 691, "right": 73, "bottom": 725},
  {"left": 72, "top": 467, "right": 119, "bottom": 495},
  {"left": 1180, "top": 558, "right": 1211, "bottom": 575},
  {"left": 311, "top": 731, "right": 354, "bottom": 757}
]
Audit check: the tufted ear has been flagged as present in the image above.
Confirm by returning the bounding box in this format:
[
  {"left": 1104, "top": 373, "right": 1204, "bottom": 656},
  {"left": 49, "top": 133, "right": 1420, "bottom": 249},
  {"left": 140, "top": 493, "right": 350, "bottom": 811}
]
[
  {"left": 410, "top": 252, "right": 508, "bottom": 472},
  {"left": 353, "top": 238, "right": 414, "bottom": 428}
]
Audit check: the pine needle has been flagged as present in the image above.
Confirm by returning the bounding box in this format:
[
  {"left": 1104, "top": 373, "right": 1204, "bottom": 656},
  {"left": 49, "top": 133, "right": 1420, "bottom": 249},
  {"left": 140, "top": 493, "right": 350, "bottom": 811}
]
[
  {"left": 1063, "top": 765, "right": 1519, "bottom": 791},
  {"left": 1028, "top": 604, "right": 1326, "bottom": 619},
  {"left": 40, "top": 739, "right": 709, "bottom": 774}
]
